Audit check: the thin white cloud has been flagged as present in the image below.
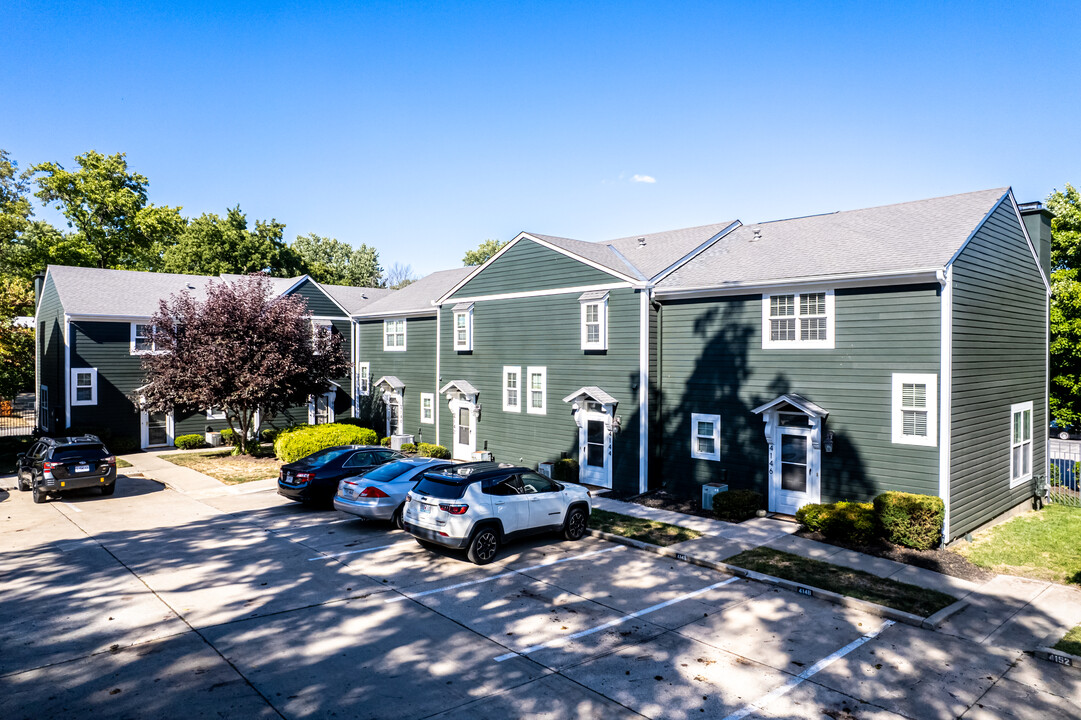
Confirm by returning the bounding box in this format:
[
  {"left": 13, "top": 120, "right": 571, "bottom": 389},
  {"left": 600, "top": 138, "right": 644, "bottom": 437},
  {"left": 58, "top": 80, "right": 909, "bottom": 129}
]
[{"left": 631, "top": 174, "right": 656, "bottom": 184}]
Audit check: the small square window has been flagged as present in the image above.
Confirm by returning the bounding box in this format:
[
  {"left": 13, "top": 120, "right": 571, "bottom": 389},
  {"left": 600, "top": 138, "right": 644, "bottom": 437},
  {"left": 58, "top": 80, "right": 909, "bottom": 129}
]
[
  {"left": 383, "top": 319, "right": 406, "bottom": 351},
  {"left": 691, "top": 413, "right": 720, "bottom": 461},
  {"left": 891, "top": 373, "right": 937, "bottom": 446},
  {"left": 420, "top": 393, "right": 435, "bottom": 424},
  {"left": 131, "top": 323, "right": 160, "bottom": 354},
  {"left": 71, "top": 368, "right": 98, "bottom": 406},
  {"left": 503, "top": 366, "right": 521, "bottom": 412}
]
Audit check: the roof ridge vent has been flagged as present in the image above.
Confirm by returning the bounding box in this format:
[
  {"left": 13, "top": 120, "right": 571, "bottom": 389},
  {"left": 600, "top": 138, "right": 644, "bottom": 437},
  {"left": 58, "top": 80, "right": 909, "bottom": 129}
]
[
  {"left": 751, "top": 228, "right": 762, "bottom": 242},
  {"left": 637, "top": 237, "right": 646, "bottom": 248}
]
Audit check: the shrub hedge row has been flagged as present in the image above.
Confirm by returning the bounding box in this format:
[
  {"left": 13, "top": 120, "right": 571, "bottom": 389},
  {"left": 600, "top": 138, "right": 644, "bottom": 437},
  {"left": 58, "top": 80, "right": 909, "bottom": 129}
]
[
  {"left": 273, "top": 423, "right": 379, "bottom": 463},
  {"left": 174, "top": 434, "right": 206, "bottom": 450},
  {"left": 711, "top": 489, "right": 764, "bottom": 522},
  {"left": 796, "top": 491, "right": 944, "bottom": 550}
]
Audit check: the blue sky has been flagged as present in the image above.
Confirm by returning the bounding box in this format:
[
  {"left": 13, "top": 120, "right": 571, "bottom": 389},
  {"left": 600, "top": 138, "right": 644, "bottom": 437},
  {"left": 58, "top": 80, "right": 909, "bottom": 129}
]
[{"left": 4, "top": 1, "right": 1080, "bottom": 276}]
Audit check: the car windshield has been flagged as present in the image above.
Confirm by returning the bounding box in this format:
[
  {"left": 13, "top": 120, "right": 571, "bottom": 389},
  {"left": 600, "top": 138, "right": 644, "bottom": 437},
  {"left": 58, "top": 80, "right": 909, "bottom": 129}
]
[
  {"left": 361, "top": 461, "right": 416, "bottom": 483},
  {"left": 413, "top": 475, "right": 468, "bottom": 500},
  {"left": 51, "top": 445, "right": 108, "bottom": 461},
  {"left": 299, "top": 447, "right": 354, "bottom": 465}
]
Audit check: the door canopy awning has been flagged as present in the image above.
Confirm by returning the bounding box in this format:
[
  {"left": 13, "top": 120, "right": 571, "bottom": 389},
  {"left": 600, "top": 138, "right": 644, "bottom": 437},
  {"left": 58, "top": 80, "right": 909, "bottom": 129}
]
[
  {"left": 562, "top": 386, "right": 619, "bottom": 407},
  {"left": 374, "top": 376, "right": 405, "bottom": 392},
  {"left": 440, "top": 379, "right": 479, "bottom": 397},
  {"left": 751, "top": 393, "right": 828, "bottom": 418}
]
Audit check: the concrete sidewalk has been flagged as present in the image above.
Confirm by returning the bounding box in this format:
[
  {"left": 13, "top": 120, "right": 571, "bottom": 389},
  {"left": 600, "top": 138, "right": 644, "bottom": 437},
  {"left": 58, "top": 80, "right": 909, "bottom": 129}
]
[
  {"left": 118, "top": 450, "right": 278, "bottom": 498},
  {"left": 594, "top": 495, "right": 1081, "bottom": 652}
]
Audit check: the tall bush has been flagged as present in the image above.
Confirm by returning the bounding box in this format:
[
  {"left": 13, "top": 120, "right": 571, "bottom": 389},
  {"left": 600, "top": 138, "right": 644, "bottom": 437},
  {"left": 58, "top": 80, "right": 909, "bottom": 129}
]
[
  {"left": 417, "top": 443, "right": 451, "bottom": 459},
  {"left": 819, "top": 501, "right": 876, "bottom": 543},
  {"left": 712, "top": 489, "right": 763, "bottom": 522},
  {"left": 873, "top": 491, "right": 944, "bottom": 550},
  {"left": 274, "top": 423, "right": 379, "bottom": 463}
]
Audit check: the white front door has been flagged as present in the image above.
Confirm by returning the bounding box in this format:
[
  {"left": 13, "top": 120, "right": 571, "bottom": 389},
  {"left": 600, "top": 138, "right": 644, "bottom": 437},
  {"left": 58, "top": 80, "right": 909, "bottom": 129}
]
[
  {"left": 578, "top": 409, "right": 611, "bottom": 488},
  {"left": 141, "top": 409, "right": 174, "bottom": 449},
  {"left": 450, "top": 401, "right": 476, "bottom": 460},
  {"left": 770, "top": 417, "right": 820, "bottom": 514},
  {"left": 385, "top": 392, "right": 403, "bottom": 436}
]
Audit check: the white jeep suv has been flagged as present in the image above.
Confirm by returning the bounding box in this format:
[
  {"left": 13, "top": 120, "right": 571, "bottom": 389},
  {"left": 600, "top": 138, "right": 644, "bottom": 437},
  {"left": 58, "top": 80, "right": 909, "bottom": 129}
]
[{"left": 402, "top": 462, "right": 592, "bottom": 564}]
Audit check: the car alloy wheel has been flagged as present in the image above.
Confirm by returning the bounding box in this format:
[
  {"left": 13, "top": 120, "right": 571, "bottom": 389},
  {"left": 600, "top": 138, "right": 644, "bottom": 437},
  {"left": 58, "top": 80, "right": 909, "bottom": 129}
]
[
  {"left": 392, "top": 504, "right": 405, "bottom": 530},
  {"left": 467, "top": 527, "right": 500, "bottom": 565},
  {"left": 32, "top": 483, "right": 47, "bottom": 504},
  {"left": 564, "top": 508, "right": 587, "bottom": 540},
  {"left": 18, "top": 472, "right": 29, "bottom": 492}
]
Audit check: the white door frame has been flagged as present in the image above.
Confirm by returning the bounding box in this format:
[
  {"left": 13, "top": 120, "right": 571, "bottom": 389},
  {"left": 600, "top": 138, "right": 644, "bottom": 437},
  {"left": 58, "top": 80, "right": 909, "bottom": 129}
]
[
  {"left": 383, "top": 389, "right": 404, "bottom": 436},
  {"left": 140, "top": 408, "right": 175, "bottom": 449},
  {"left": 571, "top": 401, "right": 614, "bottom": 488},
  {"left": 764, "top": 410, "right": 822, "bottom": 514},
  {"left": 448, "top": 392, "right": 478, "bottom": 460},
  {"left": 309, "top": 389, "right": 336, "bottom": 425}
]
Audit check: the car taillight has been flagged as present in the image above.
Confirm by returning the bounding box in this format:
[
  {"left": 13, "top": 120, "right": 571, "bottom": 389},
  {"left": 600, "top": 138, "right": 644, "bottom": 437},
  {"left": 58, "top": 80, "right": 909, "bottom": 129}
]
[
  {"left": 43, "top": 461, "right": 60, "bottom": 471},
  {"left": 295, "top": 472, "right": 314, "bottom": 484},
  {"left": 439, "top": 503, "right": 468, "bottom": 515},
  {"left": 405, "top": 493, "right": 413, "bottom": 502},
  {"left": 103, "top": 455, "right": 116, "bottom": 465},
  {"left": 359, "top": 487, "right": 389, "bottom": 498}
]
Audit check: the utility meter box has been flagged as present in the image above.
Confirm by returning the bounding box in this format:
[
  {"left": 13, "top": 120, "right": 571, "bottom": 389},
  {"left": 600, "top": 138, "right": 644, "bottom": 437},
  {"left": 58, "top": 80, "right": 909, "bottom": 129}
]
[
  {"left": 702, "top": 482, "right": 729, "bottom": 511},
  {"left": 537, "top": 462, "right": 554, "bottom": 478}
]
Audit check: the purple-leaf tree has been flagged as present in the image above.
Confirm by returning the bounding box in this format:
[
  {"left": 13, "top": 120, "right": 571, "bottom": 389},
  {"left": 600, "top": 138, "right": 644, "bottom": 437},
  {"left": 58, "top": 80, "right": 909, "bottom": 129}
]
[{"left": 138, "top": 274, "right": 348, "bottom": 455}]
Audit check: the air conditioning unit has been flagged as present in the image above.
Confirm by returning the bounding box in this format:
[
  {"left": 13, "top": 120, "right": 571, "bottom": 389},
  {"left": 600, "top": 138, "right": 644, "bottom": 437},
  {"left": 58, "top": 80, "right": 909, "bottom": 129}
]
[
  {"left": 702, "top": 483, "right": 729, "bottom": 511},
  {"left": 471, "top": 451, "right": 494, "bottom": 462},
  {"left": 390, "top": 434, "right": 414, "bottom": 450},
  {"left": 537, "top": 462, "right": 555, "bottom": 478}
]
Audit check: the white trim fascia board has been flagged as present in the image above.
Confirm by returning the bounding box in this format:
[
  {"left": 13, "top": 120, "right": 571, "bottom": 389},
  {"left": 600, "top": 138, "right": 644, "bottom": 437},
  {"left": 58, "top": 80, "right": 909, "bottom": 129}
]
[
  {"left": 1006, "top": 189, "right": 1052, "bottom": 295},
  {"left": 32, "top": 266, "right": 51, "bottom": 327},
  {"left": 350, "top": 321, "right": 357, "bottom": 418},
  {"left": 65, "top": 313, "right": 154, "bottom": 322},
  {"left": 282, "top": 276, "right": 352, "bottom": 317},
  {"left": 435, "top": 233, "right": 529, "bottom": 303},
  {"left": 308, "top": 315, "right": 346, "bottom": 321},
  {"left": 440, "top": 282, "right": 635, "bottom": 305},
  {"left": 350, "top": 308, "right": 437, "bottom": 319},
  {"left": 279, "top": 274, "right": 314, "bottom": 298},
  {"left": 638, "top": 288, "right": 649, "bottom": 494},
  {"left": 944, "top": 190, "right": 1009, "bottom": 270},
  {"left": 521, "top": 232, "right": 641, "bottom": 284},
  {"left": 939, "top": 268, "right": 953, "bottom": 543},
  {"left": 605, "top": 244, "right": 648, "bottom": 281},
  {"left": 63, "top": 315, "right": 71, "bottom": 429},
  {"left": 650, "top": 221, "right": 743, "bottom": 283},
  {"left": 654, "top": 269, "right": 943, "bottom": 300}
]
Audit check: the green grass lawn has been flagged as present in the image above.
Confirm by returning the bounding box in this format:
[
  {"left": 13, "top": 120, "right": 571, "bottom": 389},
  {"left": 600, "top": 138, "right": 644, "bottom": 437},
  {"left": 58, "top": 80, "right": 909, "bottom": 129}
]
[
  {"left": 1054, "top": 625, "right": 1081, "bottom": 656},
  {"left": 115, "top": 458, "right": 132, "bottom": 468},
  {"left": 162, "top": 450, "right": 282, "bottom": 484},
  {"left": 956, "top": 505, "right": 1081, "bottom": 585},
  {"left": 589, "top": 509, "right": 703, "bottom": 546},
  {"left": 726, "top": 547, "right": 957, "bottom": 617}
]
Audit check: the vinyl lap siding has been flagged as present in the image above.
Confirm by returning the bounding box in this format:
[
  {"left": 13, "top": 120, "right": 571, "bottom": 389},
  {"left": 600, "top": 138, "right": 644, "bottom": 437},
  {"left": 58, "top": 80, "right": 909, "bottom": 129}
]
[
  {"left": 69, "top": 322, "right": 144, "bottom": 438},
  {"left": 659, "top": 285, "right": 941, "bottom": 500},
  {"left": 949, "top": 201, "right": 1047, "bottom": 540},
  {"left": 36, "top": 275, "right": 65, "bottom": 431},
  {"left": 450, "top": 239, "right": 622, "bottom": 298},
  {"left": 439, "top": 288, "right": 641, "bottom": 492},
  {"left": 290, "top": 279, "right": 347, "bottom": 318},
  {"left": 355, "top": 316, "right": 438, "bottom": 437}
]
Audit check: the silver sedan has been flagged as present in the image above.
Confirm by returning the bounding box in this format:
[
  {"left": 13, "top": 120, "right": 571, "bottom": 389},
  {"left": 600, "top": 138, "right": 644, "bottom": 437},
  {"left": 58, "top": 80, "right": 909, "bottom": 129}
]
[{"left": 334, "top": 457, "right": 455, "bottom": 528}]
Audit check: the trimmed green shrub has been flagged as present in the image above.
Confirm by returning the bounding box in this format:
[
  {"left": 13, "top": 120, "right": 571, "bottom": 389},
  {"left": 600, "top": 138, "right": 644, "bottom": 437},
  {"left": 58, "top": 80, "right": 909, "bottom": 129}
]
[
  {"left": 874, "top": 491, "right": 945, "bottom": 550},
  {"left": 795, "top": 503, "right": 828, "bottom": 532},
  {"left": 274, "top": 423, "right": 380, "bottom": 463},
  {"left": 400, "top": 443, "right": 417, "bottom": 453},
  {"left": 417, "top": 443, "right": 451, "bottom": 459},
  {"left": 819, "top": 501, "right": 877, "bottom": 544},
  {"left": 175, "top": 434, "right": 206, "bottom": 450},
  {"left": 712, "top": 489, "right": 763, "bottom": 522},
  {"left": 380, "top": 436, "right": 391, "bottom": 447},
  {"left": 260, "top": 428, "right": 281, "bottom": 443},
  {"left": 552, "top": 458, "right": 579, "bottom": 483},
  {"left": 219, "top": 428, "right": 238, "bottom": 446}
]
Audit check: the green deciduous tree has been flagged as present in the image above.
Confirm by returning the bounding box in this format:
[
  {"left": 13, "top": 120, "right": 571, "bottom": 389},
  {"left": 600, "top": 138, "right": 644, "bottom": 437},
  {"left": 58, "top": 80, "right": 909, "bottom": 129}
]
[
  {"left": 1048, "top": 183, "right": 1081, "bottom": 427},
  {"left": 462, "top": 238, "right": 507, "bottom": 266},
  {"left": 32, "top": 151, "right": 184, "bottom": 271},
  {"left": 292, "top": 233, "right": 382, "bottom": 286},
  {"left": 0, "top": 277, "right": 35, "bottom": 399},
  {"left": 162, "top": 206, "right": 304, "bottom": 278}
]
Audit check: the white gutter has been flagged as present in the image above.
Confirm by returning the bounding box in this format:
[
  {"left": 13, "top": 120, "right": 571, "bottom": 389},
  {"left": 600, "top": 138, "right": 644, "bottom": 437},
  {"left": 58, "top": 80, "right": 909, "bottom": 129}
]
[
  {"left": 63, "top": 315, "right": 71, "bottom": 430},
  {"left": 937, "top": 267, "right": 952, "bottom": 543},
  {"left": 654, "top": 268, "right": 943, "bottom": 300},
  {"left": 435, "top": 305, "right": 441, "bottom": 447}
]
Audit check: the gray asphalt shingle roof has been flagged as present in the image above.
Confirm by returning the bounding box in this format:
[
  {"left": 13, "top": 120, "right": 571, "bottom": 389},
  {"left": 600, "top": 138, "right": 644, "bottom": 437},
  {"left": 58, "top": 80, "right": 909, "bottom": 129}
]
[
  {"left": 356, "top": 267, "right": 473, "bottom": 316},
  {"left": 321, "top": 284, "right": 394, "bottom": 314},
  {"left": 48, "top": 266, "right": 218, "bottom": 317},
  {"left": 658, "top": 188, "right": 1010, "bottom": 290}
]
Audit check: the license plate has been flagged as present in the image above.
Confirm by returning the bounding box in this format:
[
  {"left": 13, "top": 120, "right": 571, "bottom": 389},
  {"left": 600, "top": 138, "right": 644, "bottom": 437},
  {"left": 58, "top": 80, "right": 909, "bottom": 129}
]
[
  {"left": 342, "top": 488, "right": 354, "bottom": 499},
  {"left": 75, "top": 464, "right": 90, "bottom": 473},
  {"left": 285, "top": 473, "right": 293, "bottom": 483},
  {"left": 419, "top": 504, "right": 432, "bottom": 514}
]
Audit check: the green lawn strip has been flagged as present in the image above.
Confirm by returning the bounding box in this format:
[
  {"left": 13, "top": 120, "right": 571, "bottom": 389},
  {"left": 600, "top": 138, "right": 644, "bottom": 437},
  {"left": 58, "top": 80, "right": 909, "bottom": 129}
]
[
  {"left": 1053, "top": 624, "right": 1081, "bottom": 656},
  {"left": 956, "top": 505, "right": 1081, "bottom": 585},
  {"left": 589, "top": 509, "right": 702, "bottom": 547},
  {"left": 161, "top": 450, "right": 280, "bottom": 484},
  {"left": 115, "top": 458, "right": 132, "bottom": 468},
  {"left": 726, "top": 547, "right": 956, "bottom": 617}
]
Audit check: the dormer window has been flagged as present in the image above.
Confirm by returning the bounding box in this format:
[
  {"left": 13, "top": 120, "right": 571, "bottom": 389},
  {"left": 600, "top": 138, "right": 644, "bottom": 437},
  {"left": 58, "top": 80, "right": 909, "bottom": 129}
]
[
  {"left": 453, "top": 302, "right": 473, "bottom": 352},
  {"left": 761, "top": 290, "right": 835, "bottom": 349},
  {"left": 579, "top": 291, "right": 608, "bottom": 351}
]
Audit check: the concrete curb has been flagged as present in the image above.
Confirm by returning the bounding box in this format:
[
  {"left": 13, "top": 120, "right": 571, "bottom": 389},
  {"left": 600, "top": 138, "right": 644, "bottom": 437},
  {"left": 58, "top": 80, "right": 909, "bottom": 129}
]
[
  {"left": 1035, "top": 646, "right": 1080, "bottom": 670},
  {"left": 585, "top": 528, "right": 964, "bottom": 630}
]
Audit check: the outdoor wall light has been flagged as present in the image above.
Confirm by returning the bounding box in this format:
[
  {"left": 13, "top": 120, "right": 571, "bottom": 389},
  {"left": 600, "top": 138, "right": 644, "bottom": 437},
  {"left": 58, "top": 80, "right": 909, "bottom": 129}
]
[
  {"left": 613, "top": 415, "right": 623, "bottom": 433},
  {"left": 824, "top": 431, "right": 834, "bottom": 453}
]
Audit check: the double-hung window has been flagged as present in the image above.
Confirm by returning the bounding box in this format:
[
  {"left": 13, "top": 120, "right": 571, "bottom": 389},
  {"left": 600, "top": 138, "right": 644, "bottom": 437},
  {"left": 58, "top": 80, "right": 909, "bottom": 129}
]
[
  {"left": 420, "top": 392, "right": 435, "bottom": 424},
  {"left": 891, "top": 373, "right": 937, "bottom": 446},
  {"left": 70, "top": 368, "right": 97, "bottom": 406},
  {"left": 1010, "top": 401, "right": 1033, "bottom": 487},
  {"left": 453, "top": 303, "right": 473, "bottom": 351},
  {"left": 762, "top": 290, "right": 835, "bottom": 349},
  {"left": 526, "top": 366, "right": 546, "bottom": 415},
  {"left": 690, "top": 413, "right": 721, "bottom": 461},
  {"left": 357, "top": 362, "right": 371, "bottom": 396},
  {"left": 579, "top": 291, "right": 608, "bottom": 350},
  {"left": 206, "top": 407, "right": 226, "bottom": 420},
  {"left": 130, "top": 323, "right": 159, "bottom": 354},
  {"left": 311, "top": 320, "right": 333, "bottom": 352},
  {"left": 503, "top": 366, "right": 521, "bottom": 412},
  {"left": 383, "top": 318, "right": 406, "bottom": 351}
]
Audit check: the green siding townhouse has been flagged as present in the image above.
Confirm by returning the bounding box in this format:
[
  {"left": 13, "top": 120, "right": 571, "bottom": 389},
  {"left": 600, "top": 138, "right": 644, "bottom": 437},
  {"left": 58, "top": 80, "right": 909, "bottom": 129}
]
[
  {"left": 652, "top": 188, "right": 1051, "bottom": 542},
  {"left": 33, "top": 266, "right": 387, "bottom": 449},
  {"left": 432, "top": 222, "right": 740, "bottom": 492}
]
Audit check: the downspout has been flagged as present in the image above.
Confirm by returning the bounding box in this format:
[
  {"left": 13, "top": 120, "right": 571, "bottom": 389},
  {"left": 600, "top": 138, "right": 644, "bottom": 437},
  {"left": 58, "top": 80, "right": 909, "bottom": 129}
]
[
  {"left": 64, "top": 315, "right": 71, "bottom": 430},
  {"left": 638, "top": 287, "right": 651, "bottom": 494},
  {"left": 937, "top": 267, "right": 952, "bottom": 544},
  {"left": 351, "top": 320, "right": 358, "bottom": 418},
  {"left": 435, "top": 306, "right": 441, "bottom": 447}
]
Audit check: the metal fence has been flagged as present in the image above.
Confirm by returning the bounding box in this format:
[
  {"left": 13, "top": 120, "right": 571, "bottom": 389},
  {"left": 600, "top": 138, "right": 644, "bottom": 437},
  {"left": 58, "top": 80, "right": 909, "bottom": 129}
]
[
  {"left": 0, "top": 393, "right": 36, "bottom": 438},
  {"left": 1047, "top": 439, "right": 1081, "bottom": 507}
]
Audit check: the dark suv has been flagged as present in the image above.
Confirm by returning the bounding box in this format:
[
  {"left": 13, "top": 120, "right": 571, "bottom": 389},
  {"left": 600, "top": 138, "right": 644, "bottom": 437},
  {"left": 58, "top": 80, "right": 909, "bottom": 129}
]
[{"left": 16, "top": 436, "right": 118, "bottom": 504}]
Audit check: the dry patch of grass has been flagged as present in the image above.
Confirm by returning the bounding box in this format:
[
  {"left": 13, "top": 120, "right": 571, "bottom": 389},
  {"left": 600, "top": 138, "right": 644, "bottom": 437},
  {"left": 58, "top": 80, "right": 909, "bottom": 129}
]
[
  {"left": 726, "top": 547, "right": 956, "bottom": 617},
  {"left": 115, "top": 458, "right": 132, "bottom": 468},
  {"left": 589, "top": 509, "right": 703, "bottom": 546},
  {"left": 163, "top": 450, "right": 282, "bottom": 485}
]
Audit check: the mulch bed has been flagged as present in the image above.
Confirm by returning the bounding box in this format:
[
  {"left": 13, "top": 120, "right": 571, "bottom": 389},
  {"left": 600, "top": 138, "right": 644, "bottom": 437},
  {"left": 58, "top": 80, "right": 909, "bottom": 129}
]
[{"left": 601, "top": 488, "right": 722, "bottom": 521}]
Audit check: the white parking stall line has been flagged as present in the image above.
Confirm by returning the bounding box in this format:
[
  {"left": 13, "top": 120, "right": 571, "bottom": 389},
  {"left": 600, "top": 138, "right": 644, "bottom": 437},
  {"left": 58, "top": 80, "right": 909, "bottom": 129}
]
[
  {"left": 386, "top": 546, "right": 622, "bottom": 604},
  {"left": 721, "top": 619, "right": 895, "bottom": 720},
  {"left": 494, "top": 576, "right": 740, "bottom": 662},
  {"left": 60, "top": 502, "right": 83, "bottom": 513},
  {"left": 307, "top": 541, "right": 410, "bottom": 561},
  {"left": 326, "top": 518, "right": 356, "bottom": 525}
]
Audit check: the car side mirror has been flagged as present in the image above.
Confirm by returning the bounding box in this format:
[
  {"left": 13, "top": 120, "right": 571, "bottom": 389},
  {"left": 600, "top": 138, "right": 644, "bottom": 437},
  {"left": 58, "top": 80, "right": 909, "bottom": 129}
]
[{"left": 16, "top": 453, "right": 25, "bottom": 460}]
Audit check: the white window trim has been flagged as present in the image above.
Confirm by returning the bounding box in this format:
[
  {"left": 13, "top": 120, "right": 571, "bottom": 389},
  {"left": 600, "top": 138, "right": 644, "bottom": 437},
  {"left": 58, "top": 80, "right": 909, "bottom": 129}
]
[
  {"left": 383, "top": 318, "right": 407, "bottom": 352},
  {"left": 503, "top": 365, "right": 521, "bottom": 412},
  {"left": 357, "top": 362, "right": 371, "bottom": 396},
  {"left": 1010, "top": 400, "right": 1034, "bottom": 488},
  {"left": 580, "top": 294, "right": 608, "bottom": 351},
  {"left": 206, "top": 407, "right": 226, "bottom": 420},
  {"left": 690, "top": 412, "right": 721, "bottom": 461},
  {"left": 891, "top": 373, "right": 938, "bottom": 447},
  {"left": 420, "top": 392, "right": 435, "bottom": 424},
  {"left": 129, "top": 322, "right": 163, "bottom": 355},
  {"left": 453, "top": 305, "right": 474, "bottom": 352},
  {"left": 761, "top": 289, "right": 836, "bottom": 349},
  {"left": 311, "top": 319, "right": 333, "bottom": 353},
  {"left": 308, "top": 390, "right": 335, "bottom": 425},
  {"left": 526, "top": 366, "right": 547, "bottom": 415},
  {"left": 70, "top": 368, "right": 97, "bottom": 406}
]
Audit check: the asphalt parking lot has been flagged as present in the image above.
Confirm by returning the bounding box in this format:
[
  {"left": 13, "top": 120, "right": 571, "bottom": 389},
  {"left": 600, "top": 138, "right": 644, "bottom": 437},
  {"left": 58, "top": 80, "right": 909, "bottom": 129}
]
[{"left": 1, "top": 473, "right": 1078, "bottom": 719}]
